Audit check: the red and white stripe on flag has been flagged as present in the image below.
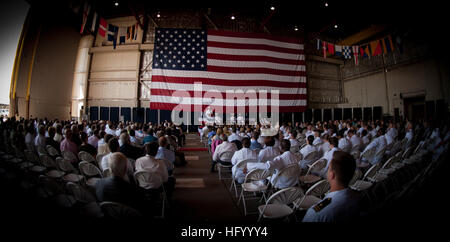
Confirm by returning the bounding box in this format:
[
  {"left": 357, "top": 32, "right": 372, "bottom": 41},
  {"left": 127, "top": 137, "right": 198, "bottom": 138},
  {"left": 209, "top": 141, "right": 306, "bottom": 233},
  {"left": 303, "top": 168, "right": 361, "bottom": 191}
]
[
  {"left": 98, "top": 18, "right": 108, "bottom": 37},
  {"left": 150, "top": 30, "right": 307, "bottom": 113}
]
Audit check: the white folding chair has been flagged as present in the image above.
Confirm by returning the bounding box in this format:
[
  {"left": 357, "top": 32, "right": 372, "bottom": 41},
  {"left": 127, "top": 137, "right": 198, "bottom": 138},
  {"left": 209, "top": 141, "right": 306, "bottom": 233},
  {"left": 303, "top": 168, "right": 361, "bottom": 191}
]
[
  {"left": 257, "top": 187, "right": 304, "bottom": 222},
  {"left": 78, "top": 151, "right": 96, "bottom": 163},
  {"left": 66, "top": 182, "right": 103, "bottom": 218},
  {"left": 238, "top": 168, "right": 272, "bottom": 216},
  {"left": 217, "top": 151, "right": 235, "bottom": 180},
  {"left": 229, "top": 158, "right": 257, "bottom": 197},
  {"left": 62, "top": 150, "right": 78, "bottom": 163},
  {"left": 79, "top": 161, "right": 103, "bottom": 187},
  {"left": 46, "top": 145, "right": 59, "bottom": 157},
  {"left": 350, "top": 162, "right": 382, "bottom": 191},
  {"left": 349, "top": 169, "right": 363, "bottom": 186},
  {"left": 301, "top": 150, "right": 318, "bottom": 168},
  {"left": 40, "top": 154, "right": 65, "bottom": 179},
  {"left": 56, "top": 157, "right": 84, "bottom": 183},
  {"left": 24, "top": 149, "right": 46, "bottom": 173},
  {"left": 271, "top": 163, "right": 302, "bottom": 189},
  {"left": 294, "top": 180, "right": 330, "bottom": 211},
  {"left": 299, "top": 158, "right": 327, "bottom": 185}
]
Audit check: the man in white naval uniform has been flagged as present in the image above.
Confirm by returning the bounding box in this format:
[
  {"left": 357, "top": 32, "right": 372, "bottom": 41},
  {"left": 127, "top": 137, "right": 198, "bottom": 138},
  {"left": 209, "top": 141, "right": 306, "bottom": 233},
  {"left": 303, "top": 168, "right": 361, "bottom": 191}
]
[
  {"left": 231, "top": 138, "right": 257, "bottom": 184},
  {"left": 303, "top": 151, "right": 361, "bottom": 222}
]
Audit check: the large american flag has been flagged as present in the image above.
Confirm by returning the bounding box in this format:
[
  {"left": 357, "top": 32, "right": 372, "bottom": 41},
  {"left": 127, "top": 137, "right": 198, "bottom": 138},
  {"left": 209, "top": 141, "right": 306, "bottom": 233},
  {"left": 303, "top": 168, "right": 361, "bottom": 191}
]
[{"left": 150, "top": 28, "right": 306, "bottom": 113}]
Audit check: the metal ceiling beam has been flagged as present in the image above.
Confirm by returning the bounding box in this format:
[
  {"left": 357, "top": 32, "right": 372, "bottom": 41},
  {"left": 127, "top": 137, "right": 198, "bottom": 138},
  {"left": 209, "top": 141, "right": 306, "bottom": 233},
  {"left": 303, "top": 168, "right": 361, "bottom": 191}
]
[{"left": 337, "top": 24, "right": 387, "bottom": 46}]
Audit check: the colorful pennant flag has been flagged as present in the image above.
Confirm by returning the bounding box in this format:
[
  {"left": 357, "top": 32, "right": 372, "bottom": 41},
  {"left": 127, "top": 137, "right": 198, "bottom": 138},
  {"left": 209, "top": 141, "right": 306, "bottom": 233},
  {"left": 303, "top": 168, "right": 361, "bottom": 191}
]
[
  {"left": 118, "top": 27, "right": 127, "bottom": 44},
  {"left": 370, "top": 40, "right": 382, "bottom": 56},
  {"left": 381, "top": 35, "right": 395, "bottom": 54},
  {"left": 99, "top": 18, "right": 107, "bottom": 37},
  {"left": 352, "top": 46, "right": 359, "bottom": 65},
  {"left": 80, "top": 2, "right": 91, "bottom": 34},
  {"left": 343, "top": 46, "right": 352, "bottom": 59},
  {"left": 335, "top": 45, "right": 343, "bottom": 57},
  {"left": 327, "top": 42, "right": 335, "bottom": 55},
  {"left": 107, "top": 24, "right": 119, "bottom": 49},
  {"left": 317, "top": 39, "right": 321, "bottom": 50}
]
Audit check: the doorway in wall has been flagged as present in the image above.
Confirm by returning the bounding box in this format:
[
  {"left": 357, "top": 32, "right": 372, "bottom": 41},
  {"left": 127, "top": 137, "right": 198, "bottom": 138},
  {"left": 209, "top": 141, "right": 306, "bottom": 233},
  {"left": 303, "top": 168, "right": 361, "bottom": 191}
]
[{"left": 403, "top": 95, "right": 425, "bottom": 122}]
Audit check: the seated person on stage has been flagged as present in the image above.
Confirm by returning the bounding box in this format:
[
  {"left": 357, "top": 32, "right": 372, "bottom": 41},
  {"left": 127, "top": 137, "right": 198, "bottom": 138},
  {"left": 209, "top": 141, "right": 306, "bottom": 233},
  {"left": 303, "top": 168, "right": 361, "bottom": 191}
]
[
  {"left": 317, "top": 134, "right": 331, "bottom": 158},
  {"left": 337, "top": 130, "right": 352, "bottom": 153},
  {"left": 258, "top": 136, "right": 281, "bottom": 163},
  {"left": 361, "top": 128, "right": 387, "bottom": 165},
  {"left": 348, "top": 129, "right": 362, "bottom": 151},
  {"left": 317, "top": 137, "right": 340, "bottom": 177},
  {"left": 247, "top": 139, "right": 301, "bottom": 188},
  {"left": 303, "top": 151, "right": 361, "bottom": 222},
  {"left": 95, "top": 152, "right": 150, "bottom": 215},
  {"left": 135, "top": 142, "right": 176, "bottom": 198},
  {"left": 299, "top": 135, "right": 318, "bottom": 169},
  {"left": 231, "top": 137, "right": 257, "bottom": 183},
  {"left": 288, "top": 130, "right": 300, "bottom": 150},
  {"left": 211, "top": 134, "right": 237, "bottom": 172},
  {"left": 313, "top": 130, "right": 323, "bottom": 146},
  {"left": 228, "top": 126, "right": 242, "bottom": 142}
]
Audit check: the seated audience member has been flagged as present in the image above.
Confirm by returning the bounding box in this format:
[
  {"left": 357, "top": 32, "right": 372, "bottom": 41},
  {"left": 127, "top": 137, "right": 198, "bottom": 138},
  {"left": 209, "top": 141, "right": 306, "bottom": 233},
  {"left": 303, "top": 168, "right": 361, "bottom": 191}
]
[
  {"left": 25, "top": 124, "right": 36, "bottom": 151},
  {"left": 54, "top": 124, "right": 63, "bottom": 143},
  {"left": 385, "top": 122, "right": 398, "bottom": 145},
  {"left": 95, "top": 152, "right": 149, "bottom": 214},
  {"left": 71, "top": 125, "right": 82, "bottom": 147},
  {"left": 248, "top": 139, "right": 301, "bottom": 188},
  {"left": 361, "top": 130, "right": 370, "bottom": 147},
  {"left": 143, "top": 127, "right": 157, "bottom": 144},
  {"left": 60, "top": 129, "right": 78, "bottom": 163},
  {"left": 101, "top": 138, "right": 120, "bottom": 171},
  {"left": 231, "top": 137, "right": 257, "bottom": 183},
  {"left": 313, "top": 130, "right": 323, "bottom": 146},
  {"left": 135, "top": 142, "right": 176, "bottom": 197},
  {"left": 155, "top": 136, "right": 176, "bottom": 173},
  {"left": 88, "top": 129, "right": 100, "bottom": 148},
  {"left": 34, "top": 125, "right": 46, "bottom": 153},
  {"left": 404, "top": 121, "right": 414, "bottom": 148},
  {"left": 303, "top": 151, "right": 361, "bottom": 222},
  {"left": 228, "top": 126, "right": 242, "bottom": 142},
  {"left": 318, "top": 134, "right": 331, "bottom": 158},
  {"left": 300, "top": 135, "right": 317, "bottom": 160},
  {"left": 337, "top": 130, "right": 352, "bottom": 153},
  {"left": 362, "top": 128, "right": 387, "bottom": 165},
  {"left": 258, "top": 135, "right": 281, "bottom": 163},
  {"left": 289, "top": 130, "right": 300, "bottom": 149},
  {"left": 211, "top": 134, "right": 237, "bottom": 172},
  {"left": 319, "top": 137, "right": 341, "bottom": 177},
  {"left": 46, "top": 126, "right": 60, "bottom": 154},
  {"left": 119, "top": 133, "right": 144, "bottom": 160},
  {"left": 250, "top": 131, "right": 263, "bottom": 150},
  {"left": 98, "top": 133, "right": 112, "bottom": 155},
  {"left": 348, "top": 129, "right": 362, "bottom": 150},
  {"left": 129, "top": 129, "right": 141, "bottom": 147},
  {"left": 79, "top": 132, "right": 97, "bottom": 158}
]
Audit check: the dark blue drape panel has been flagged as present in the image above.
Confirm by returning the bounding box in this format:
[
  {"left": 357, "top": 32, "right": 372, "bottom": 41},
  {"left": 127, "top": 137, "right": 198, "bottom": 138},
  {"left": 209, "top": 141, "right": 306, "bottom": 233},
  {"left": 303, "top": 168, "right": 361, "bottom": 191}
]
[
  {"left": 313, "top": 109, "right": 322, "bottom": 122},
  {"left": 121, "top": 107, "right": 131, "bottom": 122},
  {"left": 334, "top": 108, "right": 343, "bottom": 120},
  {"left": 110, "top": 107, "right": 119, "bottom": 123},
  {"left": 146, "top": 108, "right": 158, "bottom": 124},
  {"left": 133, "top": 108, "right": 145, "bottom": 123},
  {"left": 363, "top": 107, "right": 373, "bottom": 121},
  {"left": 343, "top": 108, "right": 352, "bottom": 120},
  {"left": 324, "top": 109, "right": 332, "bottom": 122},
  {"left": 89, "top": 106, "right": 99, "bottom": 121},
  {"left": 160, "top": 110, "right": 172, "bottom": 123},
  {"left": 100, "top": 107, "right": 109, "bottom": 121}
]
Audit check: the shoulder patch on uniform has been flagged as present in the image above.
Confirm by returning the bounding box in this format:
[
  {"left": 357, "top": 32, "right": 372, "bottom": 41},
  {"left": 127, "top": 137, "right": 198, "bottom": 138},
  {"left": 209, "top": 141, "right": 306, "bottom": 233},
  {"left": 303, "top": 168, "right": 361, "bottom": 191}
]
[{"left": 313, "top": 198, "right": 332, "bottom": 212}]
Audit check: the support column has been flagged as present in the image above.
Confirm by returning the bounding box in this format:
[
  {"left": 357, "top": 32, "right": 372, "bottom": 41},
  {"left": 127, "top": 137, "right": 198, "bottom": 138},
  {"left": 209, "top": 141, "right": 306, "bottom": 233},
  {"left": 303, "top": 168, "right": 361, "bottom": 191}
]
[
  {"left": 25, "top": 25, "right": 42, "bottom": 119},
  {"left": 71, "top": 35, "right": 94, "bottom": 122}
]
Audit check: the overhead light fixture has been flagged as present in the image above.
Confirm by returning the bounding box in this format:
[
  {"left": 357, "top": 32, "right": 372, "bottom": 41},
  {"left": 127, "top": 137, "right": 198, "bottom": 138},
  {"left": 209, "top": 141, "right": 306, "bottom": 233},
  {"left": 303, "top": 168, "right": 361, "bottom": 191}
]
[
  {"left": 325, "top": 2, "right": 329, "bottom": 7},
  {"left": 157, "top": 12, "right": 161, "bottom": 18},
  {"left": 294, "top": 26, "right": 299, "bottom": 31},
  {"left": 270, "top": 5, "right": 275, "bottom": 11},
  {"left": 231, "top": 15, "right": 235, "bottom": 20},
  {"left": 114, "top": 1, "right": 119, "bottom": 7},
  {"left": 334, "top": 24, "right": 338, "bottom": 28}
]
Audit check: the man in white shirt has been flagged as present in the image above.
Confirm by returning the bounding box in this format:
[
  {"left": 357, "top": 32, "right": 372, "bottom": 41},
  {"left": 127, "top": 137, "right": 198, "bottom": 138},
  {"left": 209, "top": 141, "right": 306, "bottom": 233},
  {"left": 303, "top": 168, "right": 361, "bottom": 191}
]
[
  {"left": 385, "top": 122, "right": 398, "bottom": 145},
  {"left": 348, "top": 129, "right": 361, "bottom": 151},
  {"left": 135, "top": 142, "right": 175, "bottom": 196},
  {"left": 289, "top": 130, "right": 300, "bottom": 150},
  {"left": 228, "top": 126, "right": 242, "bottom": 142},
  {"left": 318, "top": 137, "right": 340, "bottom": 177},
  {"left": 258, "top": 136, "right": 280, "bottom": 163},
  {"left": 337, "top": 131, "right": 352, "bottom": 153},
  {"left": 313, "top": 130, "right": 323, "bottom": 146},
  {"left": 305, "top": 125, "right": 314, "bottom": 139},
  {"left": 231, "top": 138, "right": 257, "bottom": 184},
  {"left": 361, "top": 130, "right": 370, "bottom": 147},
  {"left": 34, "top": 125, "right": 47, "bottom": 154},
  {"left": 404, "top": 122, "right": 414, "bottom": 149},
  {"left": 362, "top": 129, "right": 387, "bottom": 165},
  {"left": 212, "top": 134, "right": 237, "bottom": 172},
  {"left": 248, "top": 139, "right": 301, "bottom": 188},
  {"left": 300, "top": 135, "right": 317, "bottom": 164},
  {"left": 155, "top": 136, "right": 176, "bottom": 174}
]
